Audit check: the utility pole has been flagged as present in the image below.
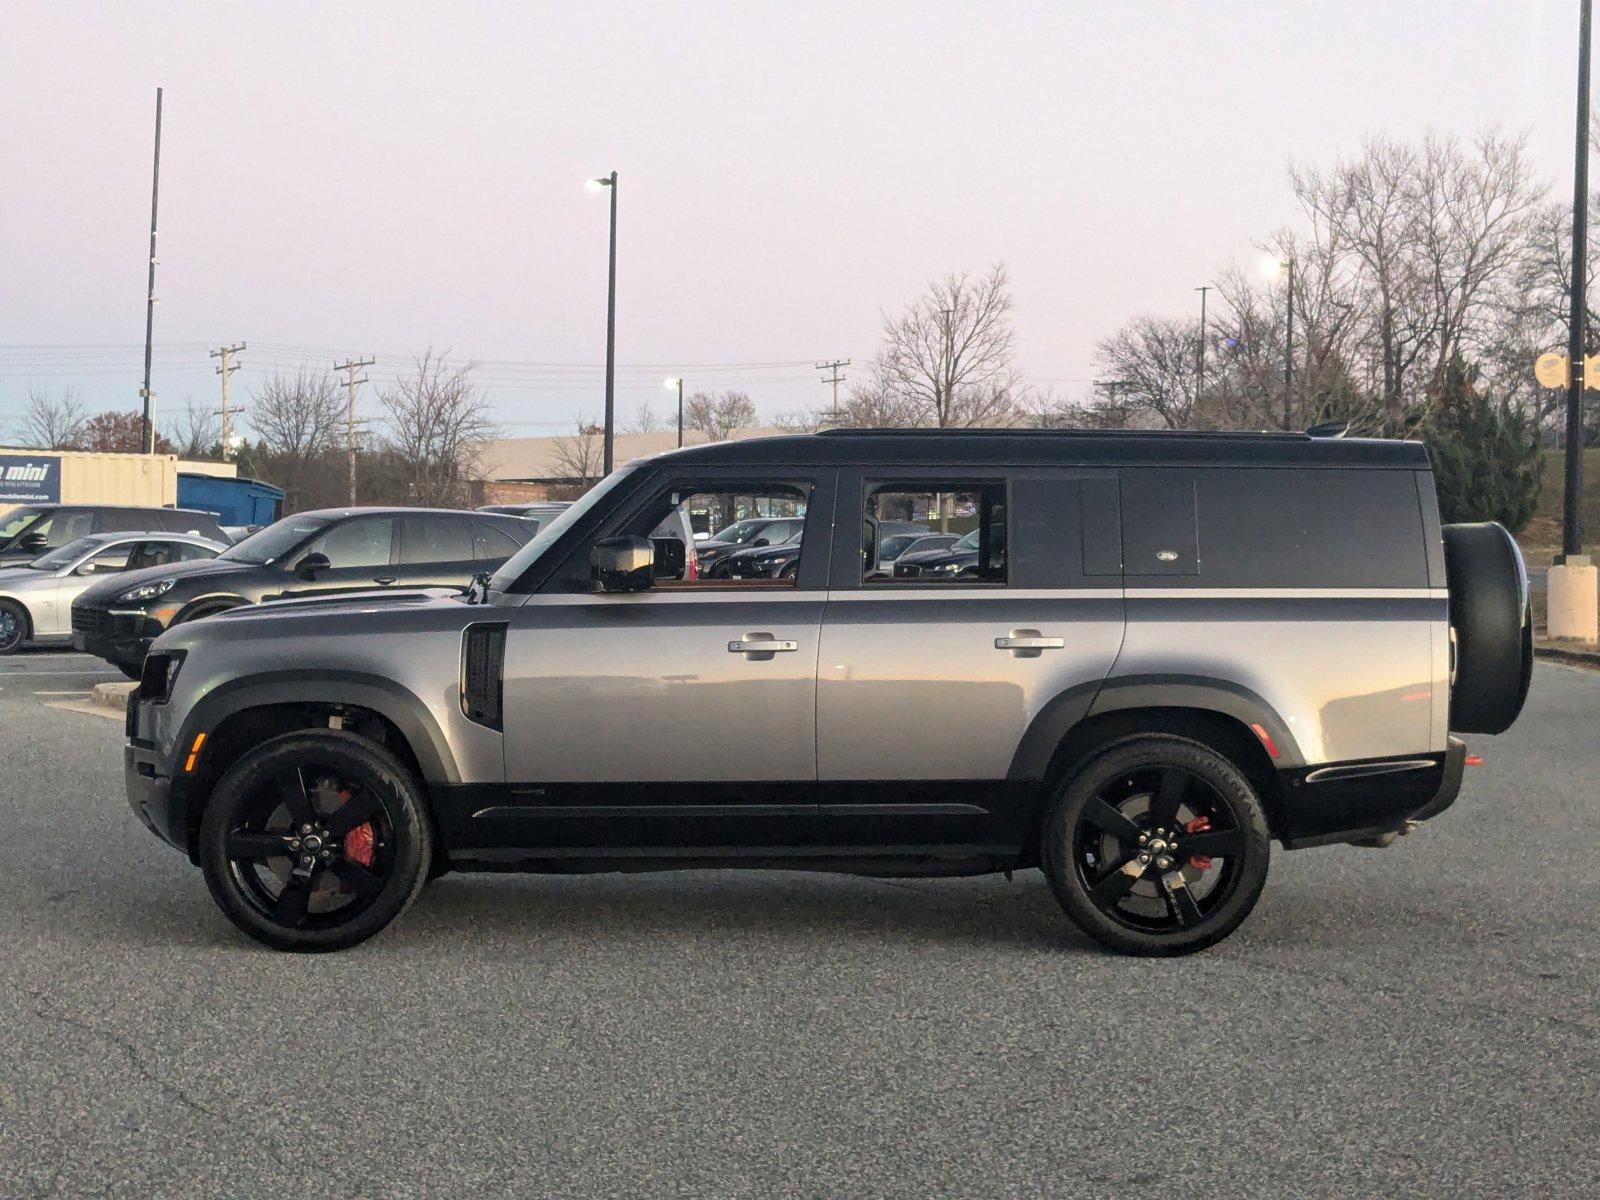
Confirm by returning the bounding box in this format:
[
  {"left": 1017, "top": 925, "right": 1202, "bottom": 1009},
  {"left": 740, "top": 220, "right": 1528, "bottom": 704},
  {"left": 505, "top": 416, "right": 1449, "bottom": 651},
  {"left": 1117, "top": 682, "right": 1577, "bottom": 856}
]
[
  {"left": 816, "top": 359, "right": 851, "bottom": 423},
  {"left": 333, "top": 357, "right": 375, "bottom": 505},
  {"left": 140, "top": 87, "right": 164, "bottom": 455},
  {"left": 1195, "top": 286, "right": 1211, "bottom": 410},
  {"left": 210, "top": 343, "right": 245, "bottom": 458}
]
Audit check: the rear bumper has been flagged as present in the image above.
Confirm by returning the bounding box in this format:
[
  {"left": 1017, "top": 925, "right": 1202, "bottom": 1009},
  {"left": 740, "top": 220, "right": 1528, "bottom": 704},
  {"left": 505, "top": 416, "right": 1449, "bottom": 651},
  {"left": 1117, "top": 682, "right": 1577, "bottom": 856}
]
[{"left": 1275, "top": 737, "right": 1467, "bottom": 850}]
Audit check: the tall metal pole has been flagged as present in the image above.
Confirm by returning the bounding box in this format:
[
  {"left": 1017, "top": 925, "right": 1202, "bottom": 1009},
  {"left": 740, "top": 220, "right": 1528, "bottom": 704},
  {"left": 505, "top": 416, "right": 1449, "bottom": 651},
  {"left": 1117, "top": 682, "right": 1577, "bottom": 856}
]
[
  {"left": 676, "top": 377, "right": 684, "bottom": 448},
  {"left": 140, "top": 87, "right": 164, "bottom": 455},
  {"left": 333, "top": 357, "right": 375, "bottom": 505},
  {"left": 603, "top": 170, "right": 618, "bottom": 475},
  {"left": 1283, "top": 259, "right": 1296, "bottom": 431},
  {"left": 1564, "top": 0, "right": 1593, "bottom": 559},
  {"left": 1195, "top": 285, "right": 1211, "bottom": 411}
]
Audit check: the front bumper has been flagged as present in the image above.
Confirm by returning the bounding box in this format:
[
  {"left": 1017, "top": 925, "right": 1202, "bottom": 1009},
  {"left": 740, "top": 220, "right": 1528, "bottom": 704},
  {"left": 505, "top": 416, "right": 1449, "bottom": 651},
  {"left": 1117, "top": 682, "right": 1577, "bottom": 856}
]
[
  {"left": 73, "top": 604, "right": 163, "bottom": 669},
  {"left": 124, "top": 693, "right": 189, "bottom": 855}
]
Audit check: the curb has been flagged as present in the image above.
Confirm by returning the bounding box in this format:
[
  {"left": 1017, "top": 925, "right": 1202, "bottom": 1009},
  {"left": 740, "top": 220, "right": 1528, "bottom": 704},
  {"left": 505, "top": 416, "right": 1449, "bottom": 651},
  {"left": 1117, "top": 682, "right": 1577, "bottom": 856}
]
[
  {"left": 92, "top": 681, "right": 136, "bottom": 711},
  {"left": 1534, "top": 642, "right": 1600, "bottom": 668}
]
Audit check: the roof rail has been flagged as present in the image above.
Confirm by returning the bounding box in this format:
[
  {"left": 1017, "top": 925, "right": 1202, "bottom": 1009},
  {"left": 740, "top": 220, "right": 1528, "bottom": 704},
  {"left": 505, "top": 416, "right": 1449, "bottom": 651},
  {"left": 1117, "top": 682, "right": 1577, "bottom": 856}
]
[{"left": 813, "top": 426, "right": 1313, "bottom": 441}]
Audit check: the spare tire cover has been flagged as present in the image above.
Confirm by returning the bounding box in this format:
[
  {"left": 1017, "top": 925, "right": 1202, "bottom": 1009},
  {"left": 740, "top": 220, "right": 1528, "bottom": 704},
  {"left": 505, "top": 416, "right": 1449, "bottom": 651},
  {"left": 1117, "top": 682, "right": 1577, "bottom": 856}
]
[{"left": 1443, "top": 522, "right": 1532, "bottom": 734}]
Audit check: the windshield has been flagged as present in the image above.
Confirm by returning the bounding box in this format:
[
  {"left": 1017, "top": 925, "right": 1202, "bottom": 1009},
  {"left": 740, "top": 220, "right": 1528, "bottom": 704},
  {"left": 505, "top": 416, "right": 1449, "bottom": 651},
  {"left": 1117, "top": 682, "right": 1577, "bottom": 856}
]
[
  {"left": 0, "top": 506, "right": 45, "bottom": 543},
  {"left": 712, "top": 519, "right": 767, "bottom": 546},
  {"left": 220, "top": 515, "right": 332, "bottom": 564},
  {"left": 490, "top": 466, "right": 636, "bottom": 591},
  {"left": 27, "top": 535, "right": 104, "bottom": 570},
  {"left": 953, "top": 529, "right": 980, "bottom": 551}
]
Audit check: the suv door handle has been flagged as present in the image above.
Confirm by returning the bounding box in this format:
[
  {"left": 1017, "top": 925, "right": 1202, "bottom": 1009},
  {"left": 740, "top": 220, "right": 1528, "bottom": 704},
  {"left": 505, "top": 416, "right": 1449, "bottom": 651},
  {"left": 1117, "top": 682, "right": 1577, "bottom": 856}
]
[
  {"left": 373, "top": 576, "right": 398, "bottom": 586},
  {"left": 728, "top": 638, "right": 799, "bottom": 654},
  {"left": 994, "top": 636, "right": 1063, "bottom": 650}
]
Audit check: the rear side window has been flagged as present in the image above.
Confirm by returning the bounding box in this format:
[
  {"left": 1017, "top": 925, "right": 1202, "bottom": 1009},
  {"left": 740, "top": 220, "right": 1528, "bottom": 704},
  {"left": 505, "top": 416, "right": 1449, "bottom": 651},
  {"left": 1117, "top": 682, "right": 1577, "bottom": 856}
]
[
  {"left": 1195, "top": 467, "right": 1428, "bottom": 588},
  {"left": 472, "top": 521, "right": 526, "bottom": 561},
  {"left": 401, "top": 515, "right": 474, "bottom": 564},
  {"left": 864, "top": 481, "right": 1006, "bottom": 584}
]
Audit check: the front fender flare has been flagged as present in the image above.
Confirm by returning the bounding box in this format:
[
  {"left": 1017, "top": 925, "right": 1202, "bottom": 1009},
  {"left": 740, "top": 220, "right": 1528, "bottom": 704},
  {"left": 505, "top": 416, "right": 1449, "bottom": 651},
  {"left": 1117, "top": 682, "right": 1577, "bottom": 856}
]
[{"left": 174, "top": 670, "right": 461, "bottom": 785}]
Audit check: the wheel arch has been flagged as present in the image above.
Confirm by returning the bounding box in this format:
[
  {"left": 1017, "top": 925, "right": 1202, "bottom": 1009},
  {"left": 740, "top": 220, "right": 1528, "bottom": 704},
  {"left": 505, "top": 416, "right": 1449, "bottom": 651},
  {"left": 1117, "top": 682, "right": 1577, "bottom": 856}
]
[
  {"left": 170, "top": 673, "right": 459, "bottom": 860},
  {"left": 1008, "top": 676, "right": 1300, "bottom": 843},
  {"left": 172, "top": 593, "right": 249, "bottom": 624}
]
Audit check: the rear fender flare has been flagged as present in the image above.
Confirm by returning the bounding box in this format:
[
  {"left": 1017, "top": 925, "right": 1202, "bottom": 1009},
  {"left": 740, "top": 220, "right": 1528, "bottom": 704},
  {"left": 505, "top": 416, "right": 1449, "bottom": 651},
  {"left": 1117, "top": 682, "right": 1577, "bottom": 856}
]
[{"left": 1006, "top": 674, "right": 1305, "bottom": 782}]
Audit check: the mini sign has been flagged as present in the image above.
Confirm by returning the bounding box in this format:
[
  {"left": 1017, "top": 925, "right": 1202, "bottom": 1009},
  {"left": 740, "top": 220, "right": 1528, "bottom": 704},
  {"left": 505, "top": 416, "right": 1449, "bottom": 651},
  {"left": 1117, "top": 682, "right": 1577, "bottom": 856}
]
[{"left": 0, "top": 454, "right": 61, "bottom": 505}]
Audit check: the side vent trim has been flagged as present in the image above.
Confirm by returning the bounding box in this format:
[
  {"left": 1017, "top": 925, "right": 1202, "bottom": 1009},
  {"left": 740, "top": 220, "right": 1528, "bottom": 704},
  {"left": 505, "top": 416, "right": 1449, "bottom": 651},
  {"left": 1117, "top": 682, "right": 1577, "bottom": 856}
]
[{"left": 461, "top": 623, "right": 508, "bottom": 730}]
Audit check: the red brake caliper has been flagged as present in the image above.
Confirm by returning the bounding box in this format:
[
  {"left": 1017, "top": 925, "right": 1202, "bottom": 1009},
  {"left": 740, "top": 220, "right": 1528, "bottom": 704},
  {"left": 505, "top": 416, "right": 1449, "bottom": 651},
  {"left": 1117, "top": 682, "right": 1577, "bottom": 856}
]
[
  {"left": 1184, "top": 815, "right": 1212, "bottom": 870},
  {"left": 339, "top": 789, "right": 376, "bottom": 868}
]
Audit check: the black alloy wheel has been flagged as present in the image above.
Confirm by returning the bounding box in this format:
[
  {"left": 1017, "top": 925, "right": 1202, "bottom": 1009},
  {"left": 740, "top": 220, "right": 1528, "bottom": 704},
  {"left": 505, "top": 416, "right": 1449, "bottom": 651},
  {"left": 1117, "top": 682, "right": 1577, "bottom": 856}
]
[
  {"left": 199, "top": 731, "right": 431, "bottom": 952},
  {"left": 1043, "top": 736, "right": 1271, "bottom": 956},
  {"left": 0, "top": 600, "right": 26, "bottom": 653}
]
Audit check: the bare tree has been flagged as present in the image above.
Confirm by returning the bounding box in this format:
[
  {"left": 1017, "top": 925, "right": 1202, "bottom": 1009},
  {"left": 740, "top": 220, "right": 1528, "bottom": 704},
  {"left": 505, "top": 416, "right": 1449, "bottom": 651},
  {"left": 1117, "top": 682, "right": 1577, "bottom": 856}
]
[
  {"left": 630, "top": 400, "right": 663, "bottom": 434},
  {"left": 684, "top": 390, "right": 756, "bottom": 440},
  {"left": 249, "top": 367, "right": 346, "bottom": 509},
  {"left": 164, "top": 399, "right": 221, "bottom": 459},
  {"left": 550, "top": 411, "right": 604, "bottom": 490},
  {"left": 1092, "top": 316, "right": 1203, "bottom": 429},
  {"left": 15, "top": 385, "right": 88, "bottom": 449},
  {"left": 869, "top": 263, "right": 1021, "bottom": 427},
  {"left": 379, "top": 350, "right": 501, "bottom": 507}
]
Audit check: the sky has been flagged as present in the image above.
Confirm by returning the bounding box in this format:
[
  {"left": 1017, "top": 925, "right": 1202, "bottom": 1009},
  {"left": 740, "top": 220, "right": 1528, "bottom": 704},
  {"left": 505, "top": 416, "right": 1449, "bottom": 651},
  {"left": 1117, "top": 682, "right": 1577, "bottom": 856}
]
[{"left": 0, "top": 0, "right": 1584, "bottom": 441}]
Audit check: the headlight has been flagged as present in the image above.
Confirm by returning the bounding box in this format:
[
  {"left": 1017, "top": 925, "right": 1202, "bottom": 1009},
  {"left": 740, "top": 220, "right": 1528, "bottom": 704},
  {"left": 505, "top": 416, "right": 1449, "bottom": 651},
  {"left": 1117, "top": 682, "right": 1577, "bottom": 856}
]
[{"left": 118, "top": 579, "right": 176, "bottom": 603}]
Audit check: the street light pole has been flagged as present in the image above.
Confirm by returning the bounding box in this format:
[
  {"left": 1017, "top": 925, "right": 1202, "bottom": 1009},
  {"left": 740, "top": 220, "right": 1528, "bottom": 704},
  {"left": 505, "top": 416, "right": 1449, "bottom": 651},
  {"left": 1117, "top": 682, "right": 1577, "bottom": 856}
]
[
  {"left": 1283, "top": 258, "right": 1296, "bottom": 431},
  {"left": 1564, "top": 0, "right": 1592, "bottom": 559},
  {"left": 589, "top": 171, "right": 619, "bottom": 475},
  {"left": 140, "top": 87, "right": 164, "bottom": 455},
  {"left": 664, "top": 376, "right": 684, "bottom": 447},
  {"left": 1195, "top": 285, "right": 1211, "bottom": 411}
]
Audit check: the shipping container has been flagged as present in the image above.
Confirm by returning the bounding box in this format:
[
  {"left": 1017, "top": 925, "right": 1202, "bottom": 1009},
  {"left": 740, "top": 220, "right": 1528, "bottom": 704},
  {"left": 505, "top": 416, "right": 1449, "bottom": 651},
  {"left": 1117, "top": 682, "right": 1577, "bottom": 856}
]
[{"left": 0, "top": 449, "right": 236, "bottom": 512}]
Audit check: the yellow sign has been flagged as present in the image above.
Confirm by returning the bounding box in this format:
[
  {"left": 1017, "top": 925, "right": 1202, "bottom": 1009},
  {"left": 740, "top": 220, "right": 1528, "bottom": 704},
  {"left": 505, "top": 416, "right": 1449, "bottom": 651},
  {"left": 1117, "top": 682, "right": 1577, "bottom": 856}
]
[{"left": 1535, "top": 352, "right": 1570, "bottom": 388}]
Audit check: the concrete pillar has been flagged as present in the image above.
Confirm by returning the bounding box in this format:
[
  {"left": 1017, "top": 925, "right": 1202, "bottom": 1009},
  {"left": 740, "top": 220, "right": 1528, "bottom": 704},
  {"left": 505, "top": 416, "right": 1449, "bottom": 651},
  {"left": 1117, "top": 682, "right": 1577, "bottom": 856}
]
[{"left": 1548, "top": 555, "right": 1600, "bottom": 643}]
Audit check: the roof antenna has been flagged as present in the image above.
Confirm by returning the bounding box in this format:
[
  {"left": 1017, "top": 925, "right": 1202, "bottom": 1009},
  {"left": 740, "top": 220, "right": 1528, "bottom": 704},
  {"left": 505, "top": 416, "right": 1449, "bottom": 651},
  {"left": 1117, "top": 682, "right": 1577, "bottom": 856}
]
[{"left": 1306, "top": 419, "right": 1350, "bottom": 439}]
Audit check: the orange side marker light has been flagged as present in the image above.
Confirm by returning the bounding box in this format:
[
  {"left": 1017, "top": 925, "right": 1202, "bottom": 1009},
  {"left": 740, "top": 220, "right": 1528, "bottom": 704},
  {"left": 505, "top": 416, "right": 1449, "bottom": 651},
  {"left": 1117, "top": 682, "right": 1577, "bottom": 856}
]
[{"left": 183, "top": 731, "right": 207, "bottom": 773}]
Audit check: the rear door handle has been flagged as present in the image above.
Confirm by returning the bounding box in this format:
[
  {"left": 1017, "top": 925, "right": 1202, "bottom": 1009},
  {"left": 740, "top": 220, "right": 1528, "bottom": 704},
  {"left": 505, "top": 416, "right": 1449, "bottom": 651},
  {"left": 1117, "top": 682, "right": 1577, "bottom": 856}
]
[
  {"left": 373, "top": 576, "right": 398, "bottom": 586},
  {"left": 994, "top": 636, "right": 1064, "bottom": 650},
  {"left": 729, "top": 638, "right": 799, "bottom": 654}
]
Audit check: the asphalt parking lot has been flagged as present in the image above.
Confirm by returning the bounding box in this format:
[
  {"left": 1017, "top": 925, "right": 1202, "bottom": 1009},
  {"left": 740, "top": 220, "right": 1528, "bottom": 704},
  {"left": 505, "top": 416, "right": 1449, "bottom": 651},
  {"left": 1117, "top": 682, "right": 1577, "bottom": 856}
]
[{"left": 0, "top": 650, "right": 1595, "bottom": 1199}]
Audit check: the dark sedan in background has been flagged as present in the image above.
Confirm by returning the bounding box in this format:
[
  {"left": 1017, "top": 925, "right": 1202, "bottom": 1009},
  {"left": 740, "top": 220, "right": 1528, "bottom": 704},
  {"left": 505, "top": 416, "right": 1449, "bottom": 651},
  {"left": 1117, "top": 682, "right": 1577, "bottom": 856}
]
[
  {"left": 693, "top": 516, "right": 805, "bottom": 574},
  {"left": 72, "top": 507, "right": 532, "bottom": 676},
  {"left": 892, "top": 527, "right": 987, "bottom": 578}
]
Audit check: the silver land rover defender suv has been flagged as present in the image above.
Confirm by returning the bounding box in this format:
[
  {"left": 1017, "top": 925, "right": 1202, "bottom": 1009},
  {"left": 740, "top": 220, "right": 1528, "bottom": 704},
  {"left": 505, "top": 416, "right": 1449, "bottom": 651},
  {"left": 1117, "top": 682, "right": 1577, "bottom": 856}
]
[{"left": 123, "top": 429, "right": 1533, "bottom": 954}]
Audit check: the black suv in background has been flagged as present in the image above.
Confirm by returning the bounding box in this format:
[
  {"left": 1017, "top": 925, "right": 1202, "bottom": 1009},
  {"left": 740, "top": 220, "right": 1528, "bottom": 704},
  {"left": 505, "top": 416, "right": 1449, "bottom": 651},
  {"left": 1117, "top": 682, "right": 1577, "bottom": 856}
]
[
  {"left": 0, "top": 504, "right": 228, "bottom": 566},
  {"left": 73, "top": 507, "right": 532, "bottom": 675}
]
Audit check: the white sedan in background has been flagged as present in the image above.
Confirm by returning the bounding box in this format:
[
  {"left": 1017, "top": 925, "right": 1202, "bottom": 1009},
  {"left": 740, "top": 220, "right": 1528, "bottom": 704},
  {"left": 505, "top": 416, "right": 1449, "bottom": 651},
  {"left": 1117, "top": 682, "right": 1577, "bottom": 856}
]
[{"left": 0, "top": 532, "right": 226, "bottom": 656}]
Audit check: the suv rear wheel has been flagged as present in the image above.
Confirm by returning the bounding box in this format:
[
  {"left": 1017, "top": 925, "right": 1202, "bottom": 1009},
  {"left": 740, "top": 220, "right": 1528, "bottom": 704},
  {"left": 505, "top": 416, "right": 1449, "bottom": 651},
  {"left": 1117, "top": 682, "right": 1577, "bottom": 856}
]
[
  {"left": 198, "top": 730, "right": 432, "bottom": 952},
  {"left": 1042, "top": 735, "right": 1271, "bottom": 956}
]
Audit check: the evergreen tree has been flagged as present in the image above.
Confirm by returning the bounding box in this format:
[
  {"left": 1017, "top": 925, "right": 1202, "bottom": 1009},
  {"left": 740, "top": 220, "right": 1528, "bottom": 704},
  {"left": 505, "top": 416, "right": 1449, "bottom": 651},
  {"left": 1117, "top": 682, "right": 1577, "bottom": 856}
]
[{"left": 1424, "top": 358, "right": 1543, "bottom": 532}]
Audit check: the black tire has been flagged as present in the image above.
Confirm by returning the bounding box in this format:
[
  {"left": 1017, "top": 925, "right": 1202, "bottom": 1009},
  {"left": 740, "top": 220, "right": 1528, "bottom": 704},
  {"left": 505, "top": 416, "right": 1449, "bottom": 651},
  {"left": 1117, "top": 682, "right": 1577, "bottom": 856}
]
[
  {"left": 0, "top": 600, "right": 27, "bottom": 654},
  {"left": 198, "top": 730, "right": 432, "bottom": 952},
  {"left": 1443, "top": 522, "right": 1532, "bottom": 735},
  {"left": 1042, "top": 735, "right": 1271, "bottom": 956}
]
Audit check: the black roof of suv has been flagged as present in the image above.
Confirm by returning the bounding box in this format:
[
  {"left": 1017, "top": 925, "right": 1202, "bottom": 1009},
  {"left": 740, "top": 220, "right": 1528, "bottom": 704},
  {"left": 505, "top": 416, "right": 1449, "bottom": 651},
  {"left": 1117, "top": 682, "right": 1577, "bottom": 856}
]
[{"left": 0, "top": 503, "right": 229, "bottom": 566}]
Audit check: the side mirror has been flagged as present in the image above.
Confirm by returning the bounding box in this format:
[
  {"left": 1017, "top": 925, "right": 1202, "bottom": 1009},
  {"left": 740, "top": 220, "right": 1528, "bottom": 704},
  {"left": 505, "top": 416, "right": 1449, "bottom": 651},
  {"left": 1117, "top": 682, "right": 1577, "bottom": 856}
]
[
  {"left": 592, "top": 536, "right": 654, "bottom": 593},
  {"left": 74, "top": 562, "right": 96, "bottom": 576},
  {"left": 650, "top": 536, "right": 687, "bottom": 581},
  {"left": 297, "top": 551, "right": 332, "bottom": 579},
  {"left": 751, "top": 538, "right": 769, "bottom": 548}
]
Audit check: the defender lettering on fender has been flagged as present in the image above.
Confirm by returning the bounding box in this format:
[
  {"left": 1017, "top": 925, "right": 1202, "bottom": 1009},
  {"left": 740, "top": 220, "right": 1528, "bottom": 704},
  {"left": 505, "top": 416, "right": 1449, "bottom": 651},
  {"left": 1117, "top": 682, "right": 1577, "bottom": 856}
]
[{"left": 123, "top": 428, "right": 1533, "bottom": 954}]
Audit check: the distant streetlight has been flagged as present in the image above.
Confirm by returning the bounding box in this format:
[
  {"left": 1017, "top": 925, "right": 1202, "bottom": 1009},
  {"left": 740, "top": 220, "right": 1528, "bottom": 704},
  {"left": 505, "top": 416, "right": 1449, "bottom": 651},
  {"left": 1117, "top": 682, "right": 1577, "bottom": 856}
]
[
  {"left": 1262, "top": 253, "right": 1296, "bottom": 430},
  {"left": 1195, "top": 285, "right": 1212, "bottom": 410},
  {"left": 589, "top": 171, "right": 618, "bottom": 473},
  {"left": 663, "top": 376, "right": 684, "bottom": 447}
]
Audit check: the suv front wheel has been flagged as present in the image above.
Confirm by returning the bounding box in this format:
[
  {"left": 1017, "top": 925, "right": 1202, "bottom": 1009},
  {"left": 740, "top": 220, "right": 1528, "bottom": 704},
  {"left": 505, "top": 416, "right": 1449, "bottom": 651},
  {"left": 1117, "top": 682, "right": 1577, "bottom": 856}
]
[
  {"left": 198, "top": 731, "right": 432, "bottom": 952},
  {"left": 1042, "top": 735, "right": 1271, "bottom": 956}
]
